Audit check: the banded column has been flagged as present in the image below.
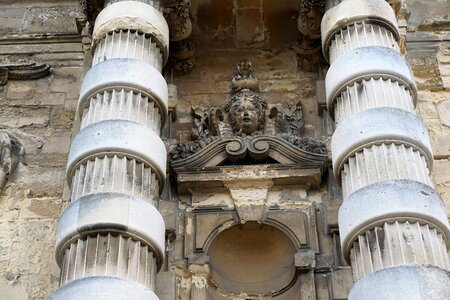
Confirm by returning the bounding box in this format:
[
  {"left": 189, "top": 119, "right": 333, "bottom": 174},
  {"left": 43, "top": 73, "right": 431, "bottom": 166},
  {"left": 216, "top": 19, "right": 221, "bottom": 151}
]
[
  {"left": 321, "top": 0, "right": 450, "bottom": 299},
  {"left": 53, "top": 0, "right": 169, "bottom": 299}
]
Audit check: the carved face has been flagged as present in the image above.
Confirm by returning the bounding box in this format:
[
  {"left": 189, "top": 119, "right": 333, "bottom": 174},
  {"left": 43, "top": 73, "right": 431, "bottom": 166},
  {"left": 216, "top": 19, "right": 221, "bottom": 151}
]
[{"left": 228, "top": 92, "right": 266, "bottom": 135}]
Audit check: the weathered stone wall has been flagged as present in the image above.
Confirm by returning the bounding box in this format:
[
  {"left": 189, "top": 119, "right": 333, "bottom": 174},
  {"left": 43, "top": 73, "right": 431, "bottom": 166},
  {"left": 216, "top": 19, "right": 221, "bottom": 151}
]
[
  {"left": 405, "top": 0, "right": 450, "bottom": 219},
  {"left": 0, "top": 0, "right": 447, "bottom": 299},
  {"left": 0, "top": 1, "right": 84, "bottom": 299}
]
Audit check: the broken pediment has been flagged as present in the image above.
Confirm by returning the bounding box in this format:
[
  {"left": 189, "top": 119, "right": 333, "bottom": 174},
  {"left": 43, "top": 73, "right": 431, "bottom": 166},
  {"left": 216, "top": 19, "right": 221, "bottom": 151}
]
[
  {"left": 170, "top": 134, "right": 326, "bottom": 169},
  {"left": 169, "top": 59, "right": 327, "bottom": 194}
]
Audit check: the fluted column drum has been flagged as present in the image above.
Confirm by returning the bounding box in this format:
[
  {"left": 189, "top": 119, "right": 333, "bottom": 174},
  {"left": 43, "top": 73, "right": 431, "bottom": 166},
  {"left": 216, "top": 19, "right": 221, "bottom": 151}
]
[
  {"left": 54, "top": 0, "right": 170, "bottom": 298},
  {"left": 321, "top": 0, "right": 450, "bottom": 299}
]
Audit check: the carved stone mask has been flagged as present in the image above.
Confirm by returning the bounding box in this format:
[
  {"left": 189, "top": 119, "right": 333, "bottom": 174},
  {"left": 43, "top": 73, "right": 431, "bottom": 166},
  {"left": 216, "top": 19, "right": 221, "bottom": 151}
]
[{"left": 228, "top": 91, "right": 266, "bottom": 135}]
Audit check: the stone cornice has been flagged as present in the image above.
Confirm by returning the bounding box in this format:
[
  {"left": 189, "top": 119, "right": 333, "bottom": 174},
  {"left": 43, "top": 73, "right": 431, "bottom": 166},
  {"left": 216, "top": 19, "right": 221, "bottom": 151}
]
[
  {"left": 170, "top": 135, "right": 327, "bottom": 194},
  {"left": 171, "top": 135, "right": 327, "bottom": 169}
]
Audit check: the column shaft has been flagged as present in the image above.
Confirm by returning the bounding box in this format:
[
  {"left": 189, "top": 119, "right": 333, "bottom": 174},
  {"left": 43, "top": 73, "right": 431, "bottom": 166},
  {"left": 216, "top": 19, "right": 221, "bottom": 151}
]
[
  {"left": 54, "top": 0, "right": 169, "bottom": 298},
  {"left": 321, "top": 0, "right": 450, "bottom": 298}
]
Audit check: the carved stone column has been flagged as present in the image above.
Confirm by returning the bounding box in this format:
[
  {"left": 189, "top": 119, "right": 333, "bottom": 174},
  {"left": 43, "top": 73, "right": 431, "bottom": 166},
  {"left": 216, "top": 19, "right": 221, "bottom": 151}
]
[
  {"left": 321, "top": 0, "right": 450, "bottom": 299},
  {"left": 53, "top": 0, "right": 169, "bottom": 298},
  {"left": 189, "top": 264, "right": 209, "bottom": 300}
]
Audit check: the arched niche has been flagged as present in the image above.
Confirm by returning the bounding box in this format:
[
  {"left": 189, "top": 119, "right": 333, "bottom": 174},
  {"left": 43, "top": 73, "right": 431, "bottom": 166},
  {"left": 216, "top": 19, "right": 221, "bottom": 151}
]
[{"left": 207, "top": 222, "right": 297, "bottom": 296}]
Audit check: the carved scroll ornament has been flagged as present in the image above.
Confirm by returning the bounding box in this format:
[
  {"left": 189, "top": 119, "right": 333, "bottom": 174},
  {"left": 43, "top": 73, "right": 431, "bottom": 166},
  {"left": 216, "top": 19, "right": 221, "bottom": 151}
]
[{"left": 0, "top": 62, "right": 51, "bottom": 85}]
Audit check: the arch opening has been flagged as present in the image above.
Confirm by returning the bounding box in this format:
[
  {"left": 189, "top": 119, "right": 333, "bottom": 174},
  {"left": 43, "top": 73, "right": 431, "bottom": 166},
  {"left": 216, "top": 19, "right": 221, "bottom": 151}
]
[{"left": 207, "top": 222, "right": 297, "bottom": 296}]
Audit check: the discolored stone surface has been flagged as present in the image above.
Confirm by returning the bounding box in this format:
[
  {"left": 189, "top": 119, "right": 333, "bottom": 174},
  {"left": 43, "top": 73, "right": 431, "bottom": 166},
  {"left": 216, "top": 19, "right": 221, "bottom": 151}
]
[{"left": 0, "top": 0, "right": 449, "bottom": 299}]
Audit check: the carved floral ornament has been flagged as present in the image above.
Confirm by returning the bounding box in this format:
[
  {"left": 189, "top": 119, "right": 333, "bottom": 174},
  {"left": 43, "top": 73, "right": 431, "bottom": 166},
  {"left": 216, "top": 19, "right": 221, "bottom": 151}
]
[{"left": 169, "top": 59, "right": 326, "bottom": 167}]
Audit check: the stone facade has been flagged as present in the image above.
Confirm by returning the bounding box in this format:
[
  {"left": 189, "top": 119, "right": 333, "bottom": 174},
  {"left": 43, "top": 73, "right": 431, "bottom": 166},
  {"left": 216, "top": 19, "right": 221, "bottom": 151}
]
[{"left": 0, "top": 0, "right": 448, "bottom": 299}]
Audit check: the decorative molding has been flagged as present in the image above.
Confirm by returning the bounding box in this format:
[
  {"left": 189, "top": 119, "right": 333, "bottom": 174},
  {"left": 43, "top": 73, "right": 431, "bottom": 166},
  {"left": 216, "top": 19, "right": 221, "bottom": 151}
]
[
  {"left": 169, "top": 60, "right": 326, "bottom": 162},
  {"left": 171, "top": 135, "right": 326, "bottom": 169},
  {"left": 298, "top": 0, "right": 324, "bottom": 39},
  {"left": 169, "top": 40, "right": 196, "bottom": 74},
  {"left": 295, "top": 0, "right": 324, "bottom": 71},
  {"left": 0, "top": 62, "right": 51, "bottom": 85},
  {"left": 165, "top": 0, "right": 196, "bottom": 73},
  {"left": 0, "top": 132, "right": 24, "bottom": 193},
  {"left": 165, "top": 0, "right": 192, "bottom": 41}
]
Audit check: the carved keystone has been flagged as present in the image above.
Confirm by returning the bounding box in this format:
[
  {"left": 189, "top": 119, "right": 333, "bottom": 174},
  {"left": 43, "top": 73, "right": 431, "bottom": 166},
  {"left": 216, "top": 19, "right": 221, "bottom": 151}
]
[{"left": 226, "top": 182, "right": 272, "bottom": 223}]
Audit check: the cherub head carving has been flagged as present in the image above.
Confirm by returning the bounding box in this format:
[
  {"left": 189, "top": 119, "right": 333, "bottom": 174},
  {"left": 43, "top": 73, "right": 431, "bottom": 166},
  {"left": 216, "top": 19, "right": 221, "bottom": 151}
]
[{"left": 225, "top": 90, "right": 267, "bottom": 135}]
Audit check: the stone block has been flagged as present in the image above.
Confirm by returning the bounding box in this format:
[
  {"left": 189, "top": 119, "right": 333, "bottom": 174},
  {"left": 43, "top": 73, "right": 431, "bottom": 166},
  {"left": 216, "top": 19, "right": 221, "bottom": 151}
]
[
  {"left": 49, "top": 67, "right": 82, "bottom": 99},
  {"left": 295, "top": 249, "right": 316, "bottom": 269},
  {"left": 20, "top": 198, "right": 62, "bottom": 219},
  {"left": 20, "top": 166, "right": 65, "bottom": 198},
  {"left": 434, "top": 160, "right": 450, "bottom": 185},
  {"left": 430, "top": 133, "right": 450, "bottom": 158},
  {"left": 437, "top": 100, "right": 450, "bottom": 128},
  {"left": 159, "top": 200, "right": 177, "bottom": 230},
  {"left": 262, "top": 0, "right": 299, "bottom": 48},
  {"left": 49, "top": 107, "right": 75, "bottom": 129},
  {"left": 22, "top": 5, "right": 82, "bottom": 34},
  {"left": 418, "top": 90, "right": 436, "bottom": 103},
  {"left": 196, "top": 0, "right": 234, "bottom": 49},
  {"left": 156, "top": 271, "right": 176, "bottom": 300},
  {"left": 41, "top": 132, "right": 71, "bottom": 154},
  {"left": 0, "top": 115, "right": 49, "bottom": 129},
  {"left": 177, "top": 80, "right": 230, "bottom": 96},
  {"left": 0, "top": 277, "right": 28, "bottom": 300},
  {"left": 6, "top": 81, "right": 37, "bottom": 100},
  {"left": 237, "top": 0, "right": 259, "bottom": 8},
  {"left": 435, "top": 185, "right": 450, "bottom": 218},
  {"left": 332, "top": 268, "right": 354, "bottom": 299},
  {"left": 0, "top": 7, "right": 25, "bottom": 34},
  {"left": 259, "top": 79, "right": 300, "bottom": 93},
  {"left": 41, "top": 92, "right": 65, "bottom": 105},
  {"left": 418, "top": 101, "right": 439, "bottom": 119}
]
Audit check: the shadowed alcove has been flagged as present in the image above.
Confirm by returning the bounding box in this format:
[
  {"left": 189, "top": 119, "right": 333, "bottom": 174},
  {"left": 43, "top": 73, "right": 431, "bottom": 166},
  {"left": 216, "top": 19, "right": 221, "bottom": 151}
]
[{"left": 207, "top": 222, "right": 297, "bottom": 296}]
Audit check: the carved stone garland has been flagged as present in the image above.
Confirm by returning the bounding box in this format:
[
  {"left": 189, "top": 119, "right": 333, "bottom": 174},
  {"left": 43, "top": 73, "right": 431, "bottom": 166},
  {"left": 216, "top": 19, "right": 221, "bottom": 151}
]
[{"left": 169, "top": 59, "right": 326, "bottom": 162}]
